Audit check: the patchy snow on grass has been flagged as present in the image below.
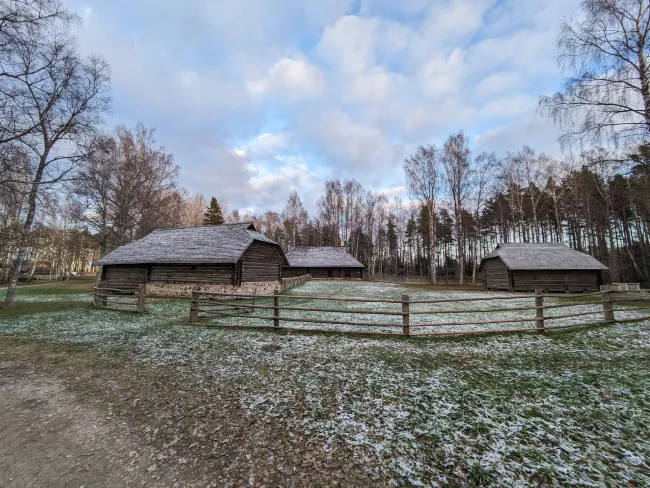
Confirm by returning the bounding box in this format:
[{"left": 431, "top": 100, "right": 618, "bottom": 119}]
[{"left": 2, "top": 282, "right": 650, "bottom": 486}]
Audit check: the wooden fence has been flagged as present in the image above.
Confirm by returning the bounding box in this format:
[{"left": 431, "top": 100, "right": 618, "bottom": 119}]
[
  {"left": 93, "top": 282, "right": 146, "bottom": 313},
  {"left": 188, "top": 287, "right": 650, "bottom": 336}
]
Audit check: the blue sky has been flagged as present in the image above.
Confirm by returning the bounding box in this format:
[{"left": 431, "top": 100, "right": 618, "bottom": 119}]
[{"left": 69, "top": 0, "right": 582, "bottom": 213}]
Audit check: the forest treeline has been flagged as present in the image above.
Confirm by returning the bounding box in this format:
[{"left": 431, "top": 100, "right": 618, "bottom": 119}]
[
  {"left": 3, "top": 130, "right": 650, "bottom": 285},
  {"left": 2, "top": 0, "right": 650, "bottom": 302}
]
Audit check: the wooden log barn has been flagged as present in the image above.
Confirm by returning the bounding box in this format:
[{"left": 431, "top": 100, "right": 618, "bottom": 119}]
[
  {"left": 283, "top": 246, "right": 365, "bottom": 279},
  {"left": 95, "top": 223, "right": 288, "bottom": 297},
  {"left": 479, "top": 242, "right": 609, "bottom": 292}
]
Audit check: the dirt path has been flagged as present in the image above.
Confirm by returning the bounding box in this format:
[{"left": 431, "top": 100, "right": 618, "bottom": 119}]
[
  {"left": 0, "top": 362, "right": 179, "bottom": 488},
  {"left": 0, "top": 337, "right": 380, "bottom": 488}
]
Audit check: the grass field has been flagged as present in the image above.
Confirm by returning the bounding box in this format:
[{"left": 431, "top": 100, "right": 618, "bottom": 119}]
[{"left": 1, "top": 280, "right": 649, "bottom": 487}]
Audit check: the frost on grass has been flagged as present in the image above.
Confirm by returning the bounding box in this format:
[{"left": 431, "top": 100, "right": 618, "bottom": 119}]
[
  {"left": 1, "top": 283, "right": 650, "bottom": 486},
  {"left": 203, "top": 280, "right": 647, "bottom": 335}
]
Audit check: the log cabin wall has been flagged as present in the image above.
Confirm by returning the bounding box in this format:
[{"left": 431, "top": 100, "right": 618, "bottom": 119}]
[
  {"left": 149, "top": 264, "right": 235, "bottom": 285},
  {"left": 282, "top": 267, "right": 306, "bottom": 278},
  {"left": 483, "top": 258, "right": 511, "bottom": 290},
  {"left": 240, "top": 241, "right": 283, "bottom": 283},
  {"left": 349, "top": 269, "right": 363, "bottom": 279},
  {"left": 511, "top": 270, "right": 600, "bottom": 292},
  {"left": 104, "top": 265, "right": 147, "bottom": 284}
]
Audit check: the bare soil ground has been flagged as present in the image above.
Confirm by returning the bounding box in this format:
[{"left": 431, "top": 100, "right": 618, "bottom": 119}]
[
  {"left": 0, "top": 338, "right": 377, "bottom": 488},
  {"left": 0, "top": 361, "right": 178, "bottom": 488}
]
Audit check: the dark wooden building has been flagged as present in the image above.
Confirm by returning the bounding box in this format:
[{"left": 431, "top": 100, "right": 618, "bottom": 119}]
[
  {"left": 96, "top": 223, "right": 287, "bottom": 287},
  {"left": 283, "top": 246, "right": 365, "bottom": 279},
  {"left": 479, "top": 243, "right": 608, "bottom": 292}
]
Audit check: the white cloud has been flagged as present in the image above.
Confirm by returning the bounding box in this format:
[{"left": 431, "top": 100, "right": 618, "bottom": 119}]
[
  {"left": 418, "top": 49, "right": 465, "bottom": 99},
  {"left": 69, "top": 0, "right": 588, "bottom": 211},
  {"left": 247, "top": 57, "right": 324, "bottom": 100},
  {"left": 473, "top": 114, "right": 564, "bottom": 156},
  {"left": 380, "top": 185, "right": 408, "bottom": 198},
  {"left": 240, "top": 132, "right": 294, "bottom": 158},
  {"left": 247, "top": 160, "right": 323, "bottom": 211},
  {"left": 302, "top": 109, "right": 392, "bottom": 167}
]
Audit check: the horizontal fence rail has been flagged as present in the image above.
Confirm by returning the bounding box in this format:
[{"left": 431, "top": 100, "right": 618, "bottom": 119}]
[
  {"left": 93, "top": 282, "right": 146, "bottom": 313},
  {"left": 187, "top": 285, "right": 650, "bottom": 337}
]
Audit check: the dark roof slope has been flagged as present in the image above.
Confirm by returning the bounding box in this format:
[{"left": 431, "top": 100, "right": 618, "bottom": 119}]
[
  {"left": 96, "top": 223, "right": 284, "bottom": 265},
  {"left": 479, "top": 243, "right": 608, "bottom": 271},
  {"left": 285, "top": 246, "right": 365, "bottom": 268}
]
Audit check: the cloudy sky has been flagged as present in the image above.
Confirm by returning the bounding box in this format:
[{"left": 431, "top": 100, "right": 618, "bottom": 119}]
[{"left": 68, "top": 0, "right": 581, "bottom": 213}]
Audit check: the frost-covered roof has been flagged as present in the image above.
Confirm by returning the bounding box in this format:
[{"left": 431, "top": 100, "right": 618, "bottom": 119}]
[
  {"left": 96, "top": 222, "right": 283, "bottom": 265},
  {"left": 479, "top": 243, "right": 608, "bottom": 271},
  {"left": 285, "top": 246, "right": 365, "bottom": 268}
]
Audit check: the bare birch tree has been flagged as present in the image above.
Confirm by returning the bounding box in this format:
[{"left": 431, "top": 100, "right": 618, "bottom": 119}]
[
  {"left": 282, "top": 190, "right": 308, "bottom": 249},
  {"left": 469, "top": 151, "right": 497, "bottom": 284},
  {"left": 2, "top": 8, "right": 110, "bottom": 305},
  {"left": 1, "top": 0, "right": 77, "bottom": 145},
  {"left": 442, "top": 131, "right": 472, "bottom": 284},
  {"left": 182, "top": 193, "right": 208, "bottom": 227},
  {"left": 404, "top": 145, "right": 442, "bottom": 284},
  {"left": 539, "top": 0, "right": 650, "bottom": 146}
]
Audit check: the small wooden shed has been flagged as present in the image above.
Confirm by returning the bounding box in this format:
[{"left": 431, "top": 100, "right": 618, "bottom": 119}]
[
  {"left": 479, "top": 243, "right": 608, "bottom": 292},
  {"left": 283, "top": 246, "right": 365, "bottom": 279},
  {"left": 95, "top": 223, "right": 287, "bottom": 290}
]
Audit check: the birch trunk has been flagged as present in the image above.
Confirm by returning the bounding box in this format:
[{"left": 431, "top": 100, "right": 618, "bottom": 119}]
[
  {"left": 4, "top": 151, "right": 48, "bottom": 305},
  {"left": 428, "top": 203, "right": 437, "bottom": 284}
]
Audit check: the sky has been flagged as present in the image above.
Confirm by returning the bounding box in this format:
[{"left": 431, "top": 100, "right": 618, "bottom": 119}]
[{"left": 68, "top": 0, "right": 583, "bottom": 214}]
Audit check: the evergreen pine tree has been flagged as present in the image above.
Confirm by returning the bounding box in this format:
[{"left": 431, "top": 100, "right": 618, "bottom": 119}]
[{"left": 202, "top": 197, "right": 224, "bottom": 225}]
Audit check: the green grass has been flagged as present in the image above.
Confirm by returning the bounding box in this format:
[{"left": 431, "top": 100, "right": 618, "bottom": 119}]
[
  {"left": 0, "top": 300, "right": 91, "bottom": 317},
  {"left": 11, "top": 279, "right": 96, "bottom": 295}
]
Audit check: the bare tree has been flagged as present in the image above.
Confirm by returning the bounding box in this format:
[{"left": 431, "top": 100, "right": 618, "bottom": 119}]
[
  {"left": 2, "top": 10, "right": 110, "bottom": 305},
  {"left": 543, "top": 157, "right": 574, "bottom": 242},
  {"left": 73, "top": 125, "right": 181, "bottom": 257},
  {"left": 1, "top": 0, "right": 78, "bottom": 145},
  {"left": 182, "top": 193, "right": 208, "bottom": 227},
  {"left": 469, "top": 151, "right": 497, "bottom": 284},
  {"left": 539, "top": 0, "right": 650, "bottom": 146},
  {"left": 282, "top": 190, "right": 308, "bottom": 249},
  {"left": 404, "top": 144, "right": 442, "bottom": 284},
  {"left": 442, "top": 131, "right": 472, "bottom": 284}
]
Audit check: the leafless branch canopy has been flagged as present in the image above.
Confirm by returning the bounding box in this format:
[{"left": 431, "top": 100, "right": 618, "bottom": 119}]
[{"left": 539, "top": 0, "right": 650, "bottom": 147}]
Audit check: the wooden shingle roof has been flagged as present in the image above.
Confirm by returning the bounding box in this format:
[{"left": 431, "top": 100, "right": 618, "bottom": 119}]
[
  {"left": 96, "top": 223, "right": 283, "bottom": 265},
  {"left": 285, "top": 246, "right": 365, "bottom": 268},
  {"left": 479, "top": 243, "right": 608, "bottom": 271}
]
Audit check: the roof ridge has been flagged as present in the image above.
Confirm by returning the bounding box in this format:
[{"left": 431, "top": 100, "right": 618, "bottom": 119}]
[
  {"left": 288, "top": 245, "right": 347, "bottom": 249},
  {"left": 499, "top": 242, "right": 566, "bottom": 246},
  {"left": 150, "top": 222, "right": 254, "bottom": 232}
]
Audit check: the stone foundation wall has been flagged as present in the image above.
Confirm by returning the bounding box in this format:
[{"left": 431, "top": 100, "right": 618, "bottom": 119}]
[
  {"left": 146, "top": 281, "right": 281, "bottom": 298},
  {"left": 281, "top": 274, "right": 311, "bottom": 292}
]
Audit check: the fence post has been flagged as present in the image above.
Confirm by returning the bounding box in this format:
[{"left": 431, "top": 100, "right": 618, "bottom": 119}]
[
  {"left": 273, "top": 290, "right": 280, "bottom": 328},
  {"left": 189, "top": 285, "right": 200, "bottom": 323},
  {"left": 535, "top": 289, "right": 545, "bottom": 332},
  {"left": 601, "top": 288, "right": 615, "bottom": 322},
  {"left": 137, "top": 283, "right": 146, "bottom": 313},
  {"left": 402, "top": 294, "right": 410, "bottom": 336}
]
